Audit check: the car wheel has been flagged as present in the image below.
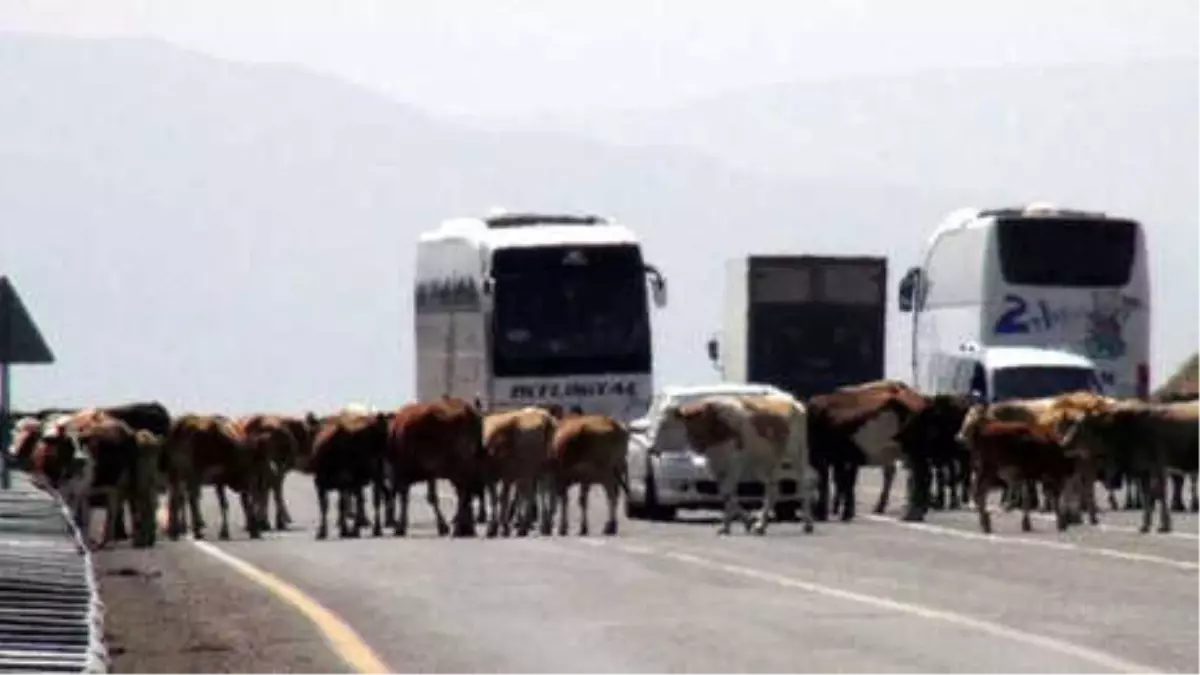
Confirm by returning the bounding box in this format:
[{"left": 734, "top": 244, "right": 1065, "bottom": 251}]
[{"left": 643, "top": 463, "right": 677, "bottom": 522}]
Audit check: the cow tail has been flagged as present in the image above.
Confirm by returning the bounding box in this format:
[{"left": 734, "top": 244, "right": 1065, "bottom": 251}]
[{"left": 617, "top": 461, "right": 631, "bottom": 498}]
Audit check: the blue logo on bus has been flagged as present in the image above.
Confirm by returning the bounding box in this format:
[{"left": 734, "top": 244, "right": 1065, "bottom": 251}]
[{"left": 992, "top": 291, "right": 1139, "bottom": 360}]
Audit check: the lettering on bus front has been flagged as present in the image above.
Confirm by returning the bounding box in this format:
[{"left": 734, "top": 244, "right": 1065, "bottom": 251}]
[
  {"left": 993, "top": 291, "right": 1140, "bottom": 357},
  {"left": 509, "top": 381, "right": 638, "bottom": 400}
]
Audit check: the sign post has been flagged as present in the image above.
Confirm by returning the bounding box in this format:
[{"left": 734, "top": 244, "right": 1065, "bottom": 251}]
[{"left": 0, "top": 276, "right": 55, "bottom": 490}]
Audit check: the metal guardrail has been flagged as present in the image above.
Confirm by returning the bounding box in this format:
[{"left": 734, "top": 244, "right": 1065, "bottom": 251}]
[{"left": 0, "top": 472, "right": 107, "bottom": 673}]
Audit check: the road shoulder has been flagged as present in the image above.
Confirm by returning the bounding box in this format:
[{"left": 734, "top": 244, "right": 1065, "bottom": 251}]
[{"left": 97, "top": 542, "right": 350, "bottom": 674}]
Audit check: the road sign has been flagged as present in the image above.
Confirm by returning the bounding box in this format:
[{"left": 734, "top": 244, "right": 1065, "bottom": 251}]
[
  {"left": 0, "top": 277, "right": 54, "bottom": 365},
  {"left": 0, "top": 277, "right": 55, "bottom": 489}
]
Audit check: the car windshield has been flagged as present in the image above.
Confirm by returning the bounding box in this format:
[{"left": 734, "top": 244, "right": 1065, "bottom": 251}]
[{"left": 992, "top": 366, "right": 1099, "bottom": 401}]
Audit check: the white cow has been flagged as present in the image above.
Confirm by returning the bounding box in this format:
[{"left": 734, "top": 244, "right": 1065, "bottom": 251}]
[{"left": 663, "top": 392, "right": 814, "bottom": 536}]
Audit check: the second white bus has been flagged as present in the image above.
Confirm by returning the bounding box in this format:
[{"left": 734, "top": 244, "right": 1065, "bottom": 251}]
[{"left": 897, "top": 202, "right": 1151, "bottom": 402}]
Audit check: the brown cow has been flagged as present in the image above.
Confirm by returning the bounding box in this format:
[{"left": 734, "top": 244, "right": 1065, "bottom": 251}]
[
  {"left": 166, "top": 414, "right": 267, "bottom": 541},
  {"left": 806, "top": 380, "right": 927, "bottom": 521},
  {"left": 958, "top": 410, "right": 1081, "bottom": 534},
  {"left": 387, "top": 397, "right": 484, "bottom": 538},
  {"left": 481, "top": 407, "right": 557, "bottom": 538},
  {"left": 1058, "top": 399, "right": 1198, "bottom": 534},
  {"left": 35, "top": 411, "right": 162, "bottom": 549},
  {"left": 308, "top": 410, "right": 391, "bottom": 539},
  {"left": 241, "top": 413, "right": 302, "bottom": 532},
  {"left": 540, "top": 414, "right": 630, "bottom": 537}
]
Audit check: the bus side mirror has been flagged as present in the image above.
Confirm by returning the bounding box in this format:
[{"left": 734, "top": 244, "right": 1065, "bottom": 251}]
[
  {"left": 706, "top": 337, "right": 719, "bottom": 364},
  {"left": 898, "top": 266, "right": 923, "bottom": 313},
  {"left": 645, "top": 265, "right": 667, "bottom": 308},
  {"left": 481, "top": 277, "right": 494, "bottom": 296}
]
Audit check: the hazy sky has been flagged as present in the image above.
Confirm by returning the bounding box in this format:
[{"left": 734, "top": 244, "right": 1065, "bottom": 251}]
[{"left": 2, "top": 0, "right": 1197, "bottom": 115}]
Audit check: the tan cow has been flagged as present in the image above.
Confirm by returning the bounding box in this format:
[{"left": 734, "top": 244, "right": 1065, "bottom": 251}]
[
  {"left": 540, "top": 413, "right": 630, "bottom": 537},
  {"left": 664, "top": 392, "right": 814, "bottom": 536},
  {"left": 481, "top": 407, "right": 557, "bottom": 538},
  {"left": 957, "top": 391, "right": 1120, "bottom": 522}
]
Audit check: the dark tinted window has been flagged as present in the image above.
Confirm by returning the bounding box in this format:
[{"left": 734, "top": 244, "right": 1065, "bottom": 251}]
[
  {"left": 492, "top": 245, "right": 651, "bottom": 377},
  {"left": 992, "top": 366, "right": 1099, "bottom": 402},
  {"left": 748, "top": 304, "right": 884, "bottom": 398},
  {"left": 997, "top": 218, "right": 1137, "bottom": 287}
]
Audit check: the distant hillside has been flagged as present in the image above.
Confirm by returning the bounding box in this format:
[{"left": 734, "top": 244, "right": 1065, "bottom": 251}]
[
  {"left": 1155, "top": 353, "right": 1199, "bottom": 401},
  {"left": 471, "top": 60, "right": 1200, "bottom": 385},
  {"left": 0, "top": 34, "right": 960, "bottom": 413}
]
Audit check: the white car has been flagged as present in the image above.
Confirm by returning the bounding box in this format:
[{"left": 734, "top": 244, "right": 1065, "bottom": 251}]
[{"left": 624, "top": 382, "right": 811, "bottom": 522}]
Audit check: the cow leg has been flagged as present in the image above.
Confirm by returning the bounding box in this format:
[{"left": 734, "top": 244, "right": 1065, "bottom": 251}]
[
  {"left": 754, "top": 471, "right": 778, "bottom": 536},
  {"left": 812, "top": 461, "right": 831, "bottom": 522},
  {"left": 931, "top": 464, "right": 947, "bottom": 510},
  {"left": 1156, "top": 468, "right": 1172, "bottom": 534},
  {"left": 214, "top": 485, "right": 232, "bottom": 541},
  {"left": 188, "top": 482, "right": 205, "bottom": 540},
  {"left": 945, "top": 458, "right": 964, "bottom": 506},
  {"left": 958, "top": 459, "right": 972, "bottom": 508},
  {"left": 514, "top": 477, "right": 536, "bottom": 537},
  {"left": 335, "top": 489, "right": 351, "bottom": 538},
  {"left": 484, "top": 478, "right": 504, "bottom": 535},
  {"left": 475, "top": 484, "right": 488, "bottom": 524},
  {"left": 167, "top": 482, "right": 185, "bottom": 540},
  {"left": 902, "top": 455, "right": 931, "bottom": 522},
  {"left": 1048, "top": 479, "right": 1068, "bottom": 532},
  {"left": 716, "top": 471, "right": 747, "bottom": 536},
  {"left": 485, "top": 481, "right": 503, "bottom": 538},
  {"left": 1170, "top": 473, "right": 1186, "bottom": 512},
  {"left": 112, "top": 503, "right": 129, "bottom": 542},
  {"left": 425, "top": 480, "right": 451, "bottom": 537},
  {"left": 273, "top": 473, "right": 291, "bottom": 531},
  {"left": 974, "top": 467, "right": 993, "bottom": 534},
  {"left": 240, "top": 488, "right": 262, "bottom": 540},
  {"left": 837, "top": 463, "right": 859, "bottom": 522},
  {"left": 1020, "top": 480, "right": 1034, "bottom": 533},
  {"left": 556, "top": 483, "right": 570, "bottom": 537},
  {"left": 314, "top": 482, "right": 330, "bottom": 540},
  {"left": 874, "top": 461, "right": 896, "bottom": 515},
  {"left": 1190, "top": 474, "right": 1199, "bottom": 513},
  {"left": 393, "top": 482, "right": 411, "bottom": 537},
  {"left": 538, "top": 477, "right": 556, "bottom": 536},
  {"left": 370, "top": 476, "right": 385, "bottom": 538},
  {"left": 577, "top": 482, "right": 590, "bottom": 536},
  {"left": 451, "top": 481, "right": 477, "bottom": 538}
]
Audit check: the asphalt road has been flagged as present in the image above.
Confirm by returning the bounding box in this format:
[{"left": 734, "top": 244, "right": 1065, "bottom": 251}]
[{"left": 102, "top": 469, "right": 1198, "bottom": 673}]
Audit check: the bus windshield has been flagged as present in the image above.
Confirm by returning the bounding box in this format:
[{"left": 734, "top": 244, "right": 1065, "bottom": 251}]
[
  {"left": 997, "top": 217, "right": 1137, "bottom": 287},
  {"left": 491, "top": 244, "right": 651, "bottom": 377},
  {"left": 992, "top": 366, "right": 1099, "bottom": 402}
]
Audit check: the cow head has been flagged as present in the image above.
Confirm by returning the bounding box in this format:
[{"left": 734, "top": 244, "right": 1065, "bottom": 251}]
[
  {"left": 896, "top": 394, "right": 971, "bottom": 459},
  {"left": 954, "top": 402, "right": 990, "bottom": 447}
]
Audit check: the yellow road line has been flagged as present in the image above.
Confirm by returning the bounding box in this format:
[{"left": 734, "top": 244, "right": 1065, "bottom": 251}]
[{"left": 156, "top": 506, "right": 391, "bottom": 674}]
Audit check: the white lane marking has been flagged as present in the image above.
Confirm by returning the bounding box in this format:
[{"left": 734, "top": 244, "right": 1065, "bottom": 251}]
[
  {"left": 578, "top": 539, "right": 1155, "bottom": 674},
  {"left": 864, "top": 515, "right": 1199, "bottom": 571},
  {"left": 1023, "top": 512, "right": 1200, "bottom": 541}
]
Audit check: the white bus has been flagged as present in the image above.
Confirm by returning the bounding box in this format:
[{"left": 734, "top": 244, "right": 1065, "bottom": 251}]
[
  {"left": 413, "top": 210, "right": 667, "bottom": 420},
  {"left": 897, "top": 202, "right": 1151, "bottom": 402}
]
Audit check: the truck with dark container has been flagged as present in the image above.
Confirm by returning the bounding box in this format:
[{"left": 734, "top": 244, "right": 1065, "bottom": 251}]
[{"left": 706, "top": 255, "right": 888, "bottom": 398}]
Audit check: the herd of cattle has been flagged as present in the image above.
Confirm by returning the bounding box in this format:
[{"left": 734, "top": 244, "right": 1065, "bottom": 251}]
[{"left": 2, "top": 378, "right": 1197, "bottom": 550}]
